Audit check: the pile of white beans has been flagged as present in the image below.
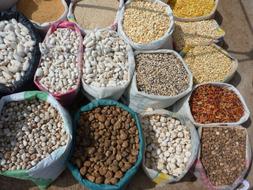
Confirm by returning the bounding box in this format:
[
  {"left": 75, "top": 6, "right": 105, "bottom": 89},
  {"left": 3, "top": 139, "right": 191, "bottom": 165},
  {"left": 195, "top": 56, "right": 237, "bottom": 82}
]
[
  {"left": 142, "top": 114, "right": 192, "bottom": 177},
  {"left": 35, "top": 28, "right": 80, "bottom": 94},
  {"left": 82, "top": 30, "right": 129, "bottom": 88},
  {"left": 0, "top": 19, "right": 35, "bottom": 86}
]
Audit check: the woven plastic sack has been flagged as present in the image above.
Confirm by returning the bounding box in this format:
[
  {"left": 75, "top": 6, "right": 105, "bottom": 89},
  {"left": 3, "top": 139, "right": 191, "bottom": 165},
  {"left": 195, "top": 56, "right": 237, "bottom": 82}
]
[
  {"left": 0, "top": 91, "right": 73, "bottom": 189},
  {"left": 13, "top": 0, "right": 68, "bottom": 32},
  {"left": 140, "top": 109, "right": 199, "bottom": 186},
  {"left": 34, "top": 21, "right": 83, "bottom": 105},
  {"left": 195, "top": 126, "right": 252, "bottom": 190},
  {"left": 68, "top": 99, "right": 144, "bottom": 190},
  {"left": 68, "top": 0, "right": 124, "bottom": 34},
  {"left": 123, "top": 49, "right": 193, "bottom": 113},
  {"left": 0, "top": 11, "right": 41, "bottom": 95},
  {"left": 0, "top": 0, "right": 18, "bottom": 11},
  {"left": 173, "top": 20, "right": 225, "bottom": 52},
  {"left": 117, "top": 0, "right": 174, "bottom": 50},
  {"left": 176, "top": 82, "right": 250, "bottom": 127},
  {"left": 180, "top": 44, "right": 238, "bottom": 84},
  {"left": 81, "top": 29, "right": 135, "bottom": 101},
  {"left": 173, "top": 0, "right": 219, "bottom": 22}
]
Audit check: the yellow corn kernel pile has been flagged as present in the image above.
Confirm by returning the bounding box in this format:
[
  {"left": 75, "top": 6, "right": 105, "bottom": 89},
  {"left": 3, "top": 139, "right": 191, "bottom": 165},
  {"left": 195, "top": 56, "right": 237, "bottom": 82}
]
[
  {"left": 168, "top": 0, "right": 215, "bottom": 18},
  {"left": 184, "top": 45, "right": 233, "bottom": 84}
]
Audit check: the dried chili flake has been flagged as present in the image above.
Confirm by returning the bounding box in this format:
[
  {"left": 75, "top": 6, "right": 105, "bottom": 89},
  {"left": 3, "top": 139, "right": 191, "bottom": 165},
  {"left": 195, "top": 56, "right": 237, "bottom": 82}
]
[{"left": 189, "top": 84, "right": 244, "bottom": 124}]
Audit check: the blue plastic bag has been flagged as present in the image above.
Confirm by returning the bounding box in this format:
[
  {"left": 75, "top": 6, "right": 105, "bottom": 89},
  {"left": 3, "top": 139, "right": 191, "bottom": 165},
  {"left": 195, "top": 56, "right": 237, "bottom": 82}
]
[{"left": 68, "top": 99, "right": 144, "bottom": 190}]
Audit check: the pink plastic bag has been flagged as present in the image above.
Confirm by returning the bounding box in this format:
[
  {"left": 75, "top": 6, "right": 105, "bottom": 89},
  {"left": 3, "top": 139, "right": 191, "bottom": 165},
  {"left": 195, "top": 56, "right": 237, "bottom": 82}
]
[
  {"left": 34, "top": 21, "right": 83, "bottom": 105},
  {"left": 195, "top": 126, "right": 252, "bottom": 190}
]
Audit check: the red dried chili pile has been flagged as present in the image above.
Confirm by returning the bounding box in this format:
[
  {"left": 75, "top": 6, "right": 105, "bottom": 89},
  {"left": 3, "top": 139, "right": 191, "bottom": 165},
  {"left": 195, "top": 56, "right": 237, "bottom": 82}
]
[{"left": 189, "top": 84, "right": 244, "bottom": 124}]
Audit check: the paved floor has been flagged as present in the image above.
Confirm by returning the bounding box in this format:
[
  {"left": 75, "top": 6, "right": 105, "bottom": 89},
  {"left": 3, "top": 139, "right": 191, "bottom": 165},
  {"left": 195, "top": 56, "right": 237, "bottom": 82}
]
[{"left": 1, "top": 0, "right": 253, "bottom": 189}]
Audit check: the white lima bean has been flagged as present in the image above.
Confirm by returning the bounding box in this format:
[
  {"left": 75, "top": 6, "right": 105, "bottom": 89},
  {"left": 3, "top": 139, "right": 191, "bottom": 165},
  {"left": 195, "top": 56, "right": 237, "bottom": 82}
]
[
  {"left": 142, "top": 114, "right": 192, "bottom": 177},
  {"left": 0, "top": 19, "right": 35, "bottom": 86},
  {"left": 35, "top": 28, "right": 80, "bottom": 94},
  {"left": 83, "top": 30, "right": 129, "bottom": 87},
  {"left": 0, "top": 99, "right": 68, "bottom": 171}
]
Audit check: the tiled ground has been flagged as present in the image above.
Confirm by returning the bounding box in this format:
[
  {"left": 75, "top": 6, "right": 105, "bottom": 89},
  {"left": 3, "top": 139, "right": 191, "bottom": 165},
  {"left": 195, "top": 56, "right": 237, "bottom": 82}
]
[{"left": 1, "top": 0, "right": 253, "bottom": 189}]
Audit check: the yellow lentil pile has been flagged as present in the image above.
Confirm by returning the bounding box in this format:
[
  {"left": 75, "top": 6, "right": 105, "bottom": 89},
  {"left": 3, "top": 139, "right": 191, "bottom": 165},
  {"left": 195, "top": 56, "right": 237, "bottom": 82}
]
[
  {"left": 173, "top": 20, "right": 225, "bottom": 51},
  {"left": 168, "top": 0, "right": 215, "bottom": 18},
  {"left": 17, "top": 0, "right": 65, "bottom": 24},
  {"left": 123, "top": 0, "right": 170, "bottom": 44},
  {"left": 184, "top": 45, "right": 233, "bottom": 84}
]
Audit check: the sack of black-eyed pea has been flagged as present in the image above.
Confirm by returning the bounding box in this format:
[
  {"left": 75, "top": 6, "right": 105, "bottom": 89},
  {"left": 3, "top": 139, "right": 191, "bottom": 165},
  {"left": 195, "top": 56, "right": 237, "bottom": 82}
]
[
  {"left": 123, "top": 49, "right": 193, "bottom": 113},
  {"left": 195, "top": 126, "right": 252, "bottom": 190},
  {"left": 0, "top": 91, "right": 72, "bottom": 189},
  {"left": 140, "top": 108, "right": 199, "bottom": 186}
]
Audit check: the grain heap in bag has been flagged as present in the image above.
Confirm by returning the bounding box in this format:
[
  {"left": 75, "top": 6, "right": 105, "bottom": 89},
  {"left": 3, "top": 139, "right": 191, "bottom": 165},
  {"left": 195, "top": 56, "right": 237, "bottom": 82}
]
[
  {"left": 73, "top": 0, "right": 120, "bottom": 30},
  {"left": 0, "top": 11, "right": 41, "bottom": 94},
  {"left": 16, "top": 0, "right": 65, "bottom": 24},
  {"left": 190, "top": 84, "right": 245, "bottom": 124},
  {"left": 0, "top": 99, "right": 67, "bottom": 170},
  {"left": 136, "top": 53, "right": 189, "bottom": 96},
  {"left": 35, "top": 28, "right": 81, "bottom": 94},
  {"left": 0, "top": 91, "right": 72, "bottom": 189},
  {"left": 69, "top": 100, "right": 144, "bottom": 190},
  {"left": 119, "top": 0, "right": 173, "bottom": 50},
  {"left": 125, "top": 50, "right": 192, "bottom": 112},
  {"left": 82, "top": 29, "right": 134, "bottom": 100},
  {"left": 199, "top": 127, "right": 250, "bottom": 188},
  {"left": 142, "top": 115, "right": 192, "bottom": 177},
  {"left": 168, "top": 0, "right": 215, "bottom": 18},
  {"left": 184, "top": 45, "right": 236, "bottom": 84},
  {"left": 173, "top": 20, "right": 225, "bottom": 51},
  {"left": 0, "top": 19, "right": 35, "bottom": 86}
]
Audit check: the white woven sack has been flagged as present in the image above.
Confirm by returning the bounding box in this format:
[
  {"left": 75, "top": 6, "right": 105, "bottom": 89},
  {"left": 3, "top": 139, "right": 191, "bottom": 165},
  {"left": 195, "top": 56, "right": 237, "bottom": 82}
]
[
  {"left": 195, "top": 126, "right": 252, "bottom": 190},
  {"left": 177, "top": 82, "right": 250, "bottom": 127},
  {"left": 81, "top": 29, "right": 135, "bottom": 100},
  {"left": 68, "top": 0, "right": 124, "bottom": 35},
  {"left": 124, "top": 49, "right": 193, "bottom": 113},
  {"left": 174, "top": 0, "right": 219, "bottom": 22},
  {"left": 13, "top": 0, "right": 68, "bottom": 32},
  {"left": 117, "top": 0, "right": 174, "bottom": 50},
  {"left": 0, "top": 91, "right": 72, "bottom": 188},
  {"left": 140, "top": 109, "right": 199, "bottom": 186}
]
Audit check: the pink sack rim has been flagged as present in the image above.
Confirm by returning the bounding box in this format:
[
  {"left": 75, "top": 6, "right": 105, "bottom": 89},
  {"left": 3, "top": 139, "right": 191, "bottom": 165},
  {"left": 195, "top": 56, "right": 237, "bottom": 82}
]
[{"left": 34, "top": 20, "right": 83, "bottom": 99}]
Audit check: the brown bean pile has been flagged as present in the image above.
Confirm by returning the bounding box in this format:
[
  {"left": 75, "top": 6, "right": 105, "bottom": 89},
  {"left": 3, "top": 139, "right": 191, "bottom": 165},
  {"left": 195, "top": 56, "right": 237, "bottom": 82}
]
[
  {"left": 201, "top": 127, "right": 246, "bottom": 186},
  {"left": 136, "top": 53, "right": 190, "bottom": 96},
  {"left": 190, "top": 85, "right": 244, "bottom": 124},
  {"left": 71, "top": 106, "right": 139, "bottom": 185}
]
